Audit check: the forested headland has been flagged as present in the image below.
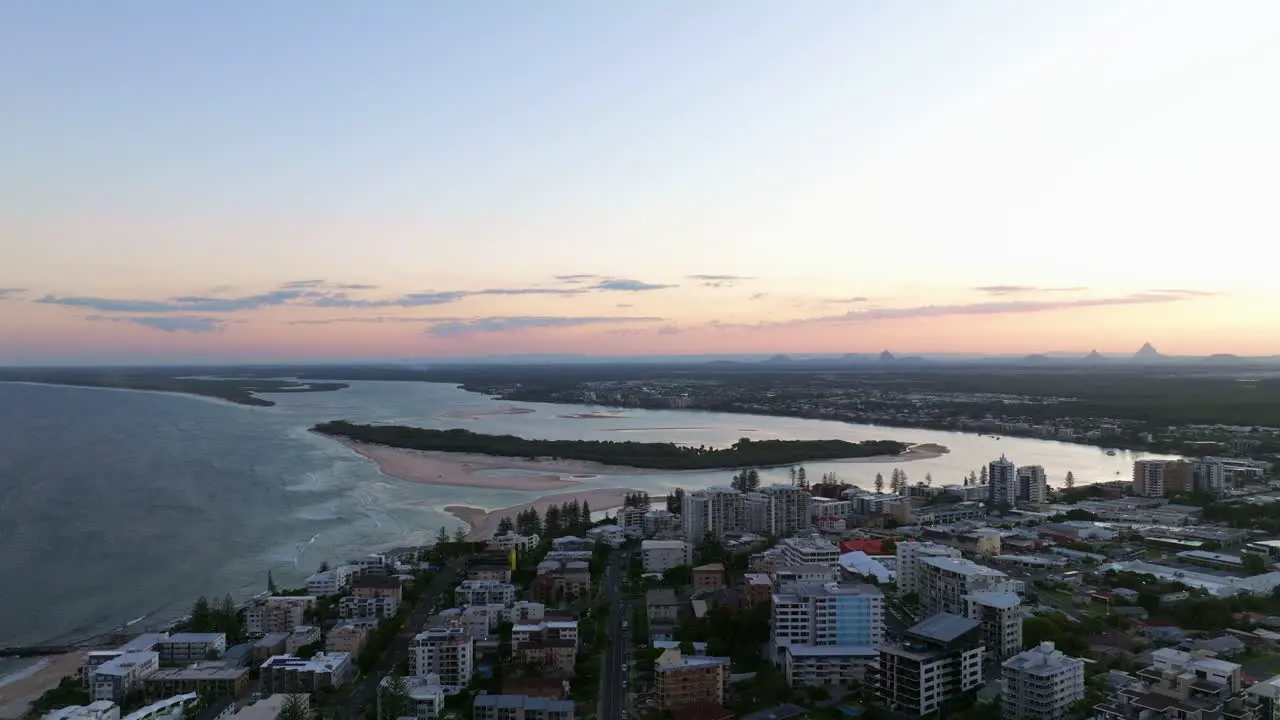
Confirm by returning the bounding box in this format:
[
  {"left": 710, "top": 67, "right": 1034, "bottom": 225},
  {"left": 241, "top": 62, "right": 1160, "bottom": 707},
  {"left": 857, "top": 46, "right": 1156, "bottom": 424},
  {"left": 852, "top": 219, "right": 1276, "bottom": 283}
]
[{"left": 313, "top": 420, "right": 908, "bottom": 470}]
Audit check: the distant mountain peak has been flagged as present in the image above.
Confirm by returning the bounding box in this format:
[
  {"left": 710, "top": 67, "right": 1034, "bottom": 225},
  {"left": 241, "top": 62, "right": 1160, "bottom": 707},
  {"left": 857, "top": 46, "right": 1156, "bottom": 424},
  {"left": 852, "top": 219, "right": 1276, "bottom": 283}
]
[
  {"left": 764, "top": 354, "right": 793, "bottom": 363},
  {"left": 1085, "top": 349, "right": 1105, "bottom": 360},
  {"left": 1135, "top": 342, "right": 1162, "bottom": 359},
  {"left": 879, "top": 350, "right": 896, "bottom": 361}
]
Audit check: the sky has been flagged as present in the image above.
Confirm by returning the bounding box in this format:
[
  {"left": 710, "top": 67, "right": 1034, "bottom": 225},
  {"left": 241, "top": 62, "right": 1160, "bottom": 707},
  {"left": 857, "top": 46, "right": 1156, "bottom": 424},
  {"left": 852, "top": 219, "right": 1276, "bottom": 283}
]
[{"left": 3, "top": 1, "right": 1280, "bottom": 364}]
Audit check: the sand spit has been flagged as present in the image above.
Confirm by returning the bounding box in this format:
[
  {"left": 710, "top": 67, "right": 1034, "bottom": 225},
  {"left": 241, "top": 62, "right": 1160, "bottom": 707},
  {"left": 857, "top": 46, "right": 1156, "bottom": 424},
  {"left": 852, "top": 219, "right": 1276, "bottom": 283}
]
[
  {"left": 445, "top": 488, "right": 636, "bottom": 540},
  {"left": 331, "top": 437, "right": 648, "bottom": 491},
  {"left": 440, "top": 405, "right": 536, "bottom": 419},
  {"left": 0, "top": 653, "right": 85, "bottom": 720}
]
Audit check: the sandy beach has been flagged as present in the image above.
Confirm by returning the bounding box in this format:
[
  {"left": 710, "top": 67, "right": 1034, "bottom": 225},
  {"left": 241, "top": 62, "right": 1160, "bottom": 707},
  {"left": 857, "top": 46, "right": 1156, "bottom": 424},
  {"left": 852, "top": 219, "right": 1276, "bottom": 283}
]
[
  {"left": 0, "top": 653, "right": 83, "bottom": 720},
  {"left": 446, "top": 487, "right": 637, "bottom": 540},
  {"left": 333, "top": 437, "right": 647, "bottom": 491}
]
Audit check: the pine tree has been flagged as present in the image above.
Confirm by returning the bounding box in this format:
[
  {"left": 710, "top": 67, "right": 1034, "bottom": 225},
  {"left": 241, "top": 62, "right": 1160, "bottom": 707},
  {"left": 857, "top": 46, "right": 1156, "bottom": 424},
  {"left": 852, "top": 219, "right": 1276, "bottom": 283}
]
[
  {"left": 436, "top": 526, "right": 450, "bottom": 544},
  {"left": 797, "top": 466, "right": 807, "bottom": 488},
  {"left": 545, "top": 505, "right": 563, "bottom": 538},
  {"left": 747, "top": 468, "right": 761, "bottom": 491},
  {"left": 190, "top": 596, "right": 212, "bottom": 633},
  {"left": 980, "top": 466, "right": 988, "bottom": 485},
  {"left": 452, "top": 525, "right": 468, "bottom": 543},
  {"left": 667, "top": 488, "right": 684, "bottom": 514},
  {"left": 497, "top": 516, "right": 515, "bottom": 534},
  {"left": 581, "top": 501, "right": 592, "bottom": 527},
  {"left": 790, "top": 466, "right": 798, "bottom": 485},
  {"left": 874, "top": 473, "right": 885, "bottom": 494},
  {"left": 1065, "top": 471, "right": 1076, "bottom": 490},
  {"left": 267, "top": 570, "right": 277, "bottom": 595},
  {"left": 379, "top": 672, "right": 410, "bottom": 720},
  {"left": 925, "top": 472, "right": 933, "bottom": 486},
  {"left": 967, "top": 470, "right": 978, "bottom": 487}
]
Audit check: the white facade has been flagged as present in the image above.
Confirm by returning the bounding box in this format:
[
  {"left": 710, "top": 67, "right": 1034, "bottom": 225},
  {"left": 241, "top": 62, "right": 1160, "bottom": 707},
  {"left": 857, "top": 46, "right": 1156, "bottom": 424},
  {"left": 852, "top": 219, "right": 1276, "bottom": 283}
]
[
  {"left": 503, "top": 601, "right": 546, "bottom": 624},
  {"left": 339, "top": 595, "right": 399, "bottom": 619},
  {"left": 1002, "top": 642, "right": 1085, "bottom": 720},
  {"left": 410, "top": 627, "right": 474, "bottom": 687},
  {"left": 246, "top": 596, "right": 316, "bottom": 636},
  {"left": 682, "top": 487, "right": 744, "bottom": 545},
  {"left": 1194, "top": 459, "right": 1227, "bottom": 495},
  {"left": 918, "top": 556, "right": 1014, "bottom": 616},
  {"left": 895, "top": 541, "right": 962, "bottom": 597},
  {"left": 1134, "top": 459, "right": 1168, "bottom": 497},
  {"left": 758, "top": 484, "right": 811, "bottom": 537},
  {"left": 643, "top": 509, "right": 677, "bottom": 537},
  {"left": 157, "top": 633, "right": 226, "bottom": 665},
  {"left": 91, "top": 651, "right": 160, "bottom": 702},
  {"left": 771, "top": 582, "right": 884, "bottom": 664},
  {"left": 453, "top": 580, "right": 516, "bottom": 606},
  {"left": 489, "top": 531, "right": 539, "bottom": 551},
  {"left": 45, "top": 701, "right": 120, "bottom": 720},
  {"left": 305, "top": 566, "right": 357, "bottom": 596},
  {"left": 989, "top": 456, "right": 1017, "bottom": 506},
  {"left": 1016, "top": 465, "right": 1047, "bottom": 504},
  {"left": 779, "top": 533, "right": 840, "bottom": 567},
  {"left": 642, "top": 540, "right": 692, "bottom": 572}
]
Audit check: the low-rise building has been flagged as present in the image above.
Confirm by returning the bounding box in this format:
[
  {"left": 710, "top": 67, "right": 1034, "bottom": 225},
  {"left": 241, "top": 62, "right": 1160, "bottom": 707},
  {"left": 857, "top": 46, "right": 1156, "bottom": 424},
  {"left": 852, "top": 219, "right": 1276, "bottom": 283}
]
[
  {"left": 514, "top": 639, "right": 577, "bottom": 675},
  {"left": 489, "top": 531, "right": 540, "bottom": 552},
  {"left": 45, "top": 701, "right": 121, "bottom": 720},
  {"left": 512, "top": 621, "right": 579, "bottom": 647},
  {"left": 141, "top": 665, "right": 250, "bottom": 700},
  {"left": 259, "top": 653, "right": 355, "bottom": 694},
  {"left": 454, "top": 580, "right": 516, "bottom": 606},
  {"left": 1095, "top": 648, "right": 1255, "bottom": 720},
  {"left": 1002, "top": 642, "right": 1085, "bottom": 720},
  {"left": 504, "top": 601, "right": 546, "bottom": 624},
  {"left": 779, "top": 534, "right": 841, "bottom": 567},
  {"left": 693, "top": 564, "right": 726, "bottom": 592},
  {"left": 284, "top": 626, "right": 321, "bottom": 654},
  {"left": 156, "top": 634, "right": 227, "bottom": 665},
  {"left": 472, "top": 694, "right": 574, "bottom": 720},
  {"left": 351, "top": 575, "right": 403, "bottom": 603},
  {"left": 231, "top": 694, "right": 307, "bottom": 720},
  {"left": 305, "top": 566, "right": 357, "bottom": 596},
  {"left": 245, "top": 597, "right": 316, "bottom": 636},
  {"left": 654, "top": 649, "right": 731, "bottom": 711},
  {"left": 642, "top": 540, "right": 692, "bottom": 573},
  {"left": 339, "top": 595, "right": 399, "bottom": 620},
  {"left": 91, "top": 651, "right": 160, "bottom": 703},
  {"left": 647, "top": 589, "right": 681, "bottom": 624},
  {"left": 378, "top": 674, "right": 447, "bottom": 719},
  {"left": 325, "top": 623, "right": 369, "bottom": 655}
]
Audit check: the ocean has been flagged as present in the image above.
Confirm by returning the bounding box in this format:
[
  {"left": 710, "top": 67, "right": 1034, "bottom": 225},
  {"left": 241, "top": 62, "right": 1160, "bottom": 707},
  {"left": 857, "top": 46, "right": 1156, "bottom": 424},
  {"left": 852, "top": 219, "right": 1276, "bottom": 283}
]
[{"left": 0, "top": 379, "right": 1168, "bottom": 648}]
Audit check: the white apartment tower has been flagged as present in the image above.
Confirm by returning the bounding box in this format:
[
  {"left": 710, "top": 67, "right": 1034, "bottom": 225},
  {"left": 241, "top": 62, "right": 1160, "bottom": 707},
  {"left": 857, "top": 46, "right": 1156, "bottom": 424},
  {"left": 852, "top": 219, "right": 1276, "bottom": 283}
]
[
  {"left": 409, "top": 627, "right": 474, "bottom": 687},
  {"left": 1002, "top": 642, "right": 1085, "bottom": 720},
  {"left": 759, "top": 484, "right": 811, "bottom": 537},
  {"left": 989, "top": 456, "right": 1017, "bottom": 507},
  {"left": 895, "top": 541, "right": 962, "bottom": 597},
  {"left": 682, "top": 487, "right": 744, "bottom": 545},
  {"left": 1016, "top": 465, "right": 1047, "bottom": 504},
  {"left": 877, "top": 614, "right": 986, "bottom": 716},
  {"left": 918, "top": 556, "right": 1014, "bottom": 616},
  {"left": 964, "top": 591, "right": 1023, "bottom": 661}
]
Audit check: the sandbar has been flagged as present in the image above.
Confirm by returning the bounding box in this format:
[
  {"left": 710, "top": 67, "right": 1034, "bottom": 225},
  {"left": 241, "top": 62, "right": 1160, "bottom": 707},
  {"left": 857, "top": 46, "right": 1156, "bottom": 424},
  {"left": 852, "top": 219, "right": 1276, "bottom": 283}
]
[
  {"left": 446, "top": 487, "right": 637, "bottom": 540},
  {"left": 0, "top": 653, "right": 84, "bottom": 720},
  {"left": 331, "top": 437, "right": 647, "bottom": 491},
  {"left": 827, "top": 442, "right": 950, "bottom": 464},
  {"left": 558, "top": 412, "right": 631, "bottom": 419},
  {"left": 441, "top": 405, "right": 536, "bottom": 419}
]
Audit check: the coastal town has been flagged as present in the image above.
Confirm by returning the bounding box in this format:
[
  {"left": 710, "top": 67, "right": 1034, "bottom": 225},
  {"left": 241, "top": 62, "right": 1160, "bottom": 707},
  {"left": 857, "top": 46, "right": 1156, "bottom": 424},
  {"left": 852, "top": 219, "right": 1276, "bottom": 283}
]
[{"left": 8, "top": 448, "right": 1280, "bottom": 720}]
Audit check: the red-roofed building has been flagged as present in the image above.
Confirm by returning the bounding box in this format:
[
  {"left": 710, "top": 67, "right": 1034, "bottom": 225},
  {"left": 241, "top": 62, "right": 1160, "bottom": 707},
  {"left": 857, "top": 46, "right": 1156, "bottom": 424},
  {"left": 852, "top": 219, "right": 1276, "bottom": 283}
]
[{"left": 840, "top": 539, "right": 891, "bottom": 554}]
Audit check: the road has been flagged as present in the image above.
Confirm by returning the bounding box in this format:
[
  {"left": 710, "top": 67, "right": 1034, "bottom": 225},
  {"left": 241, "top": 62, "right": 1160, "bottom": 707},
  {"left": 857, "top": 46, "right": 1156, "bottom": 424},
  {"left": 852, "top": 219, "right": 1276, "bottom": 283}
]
[
  {"left": 340, "top": 560, "right": 461, "bottom": 720},
  {"left": 598, "top": 551, "right": 631, "bottom": 720}
]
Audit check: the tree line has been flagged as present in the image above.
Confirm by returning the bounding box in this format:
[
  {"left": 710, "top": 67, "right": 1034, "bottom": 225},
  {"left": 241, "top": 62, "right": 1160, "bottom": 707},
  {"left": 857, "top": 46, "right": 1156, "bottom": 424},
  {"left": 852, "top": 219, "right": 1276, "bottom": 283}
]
[
  {"left": 493, "top": 498, "right": 595, "bottom": 539},
  {"left": 313, "top": 421, "right": 907, "bottom": 470}
]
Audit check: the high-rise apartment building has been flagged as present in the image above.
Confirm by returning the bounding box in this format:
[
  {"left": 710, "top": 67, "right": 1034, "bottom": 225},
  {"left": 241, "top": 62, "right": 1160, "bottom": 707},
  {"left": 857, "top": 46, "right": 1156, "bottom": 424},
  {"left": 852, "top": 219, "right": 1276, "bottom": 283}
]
[
  {"left": 758, "top": 484, "right": 811, "bottom": 537},
  {"left": 1016, "top": 466, "right": 1047, "bottom": 504},
  {"left": 1002, "top": 642, "right": 1085, "bottom": 720},
  {"left": 918, "top": 557, "right": 1015, "bottom": 617},
  {"left": 778, "top": 533, "right": 841, "bottom": 567},
  {"left": 1193, "top": 460, "right": 1227, "bottom": 495},
  {"left": 895, "top": 542, "right": 962, "bottom": 597},
  {"left": 876, "top": 614, "right": 985, "bottom": 716},
  {"left": 1134, "top": 460, "right": 1173, "bottom": 497},
  {"left": 989, "top": 456, "right": 1017, "bottom": 507},
  {"left": 964, "top": 591, "right": 1023, "bottom": 661},
  {"left": 654, "top": 649, "right": 731, "bottom": 711},
  {"left": 772, "top": 582, "right": 885, "bottom": 660},
  {"left": 682, "top": 487, "right": 744, "bottom": 545}
]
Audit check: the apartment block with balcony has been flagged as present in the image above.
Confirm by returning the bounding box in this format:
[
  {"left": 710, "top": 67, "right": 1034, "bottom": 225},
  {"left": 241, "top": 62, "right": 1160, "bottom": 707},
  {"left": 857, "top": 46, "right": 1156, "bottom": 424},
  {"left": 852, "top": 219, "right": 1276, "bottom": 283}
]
[
  {"left": 654, "top": 649, "right": 731, "bottom": 712},
  {"left": 917, "top": 556, "right": 1014, "bottom": 616},
  {"left": 682, "top": 487, "right": 744, "bottom": 545},
  {"left": 351, "top": 575, "right": 403, "bottom": 603},
  {"left": 259, "top": 653, "right": 354, "bottom": 694},
  {"left": 156, "top": 634, "right": 226, "bottom": 665},
  {"left": 964, "top": 592, "right": 1023, "bottom": 662},
  {"left": 875, "top": 614, "right": 985, "bottom": 717},
  {"left": 409, "top": 627, "right": 474, "bottom": 687},
  {"left": 454, "top": 580, "right": 516, "bottom": 606},
  {"left": 472, "top": 694, "right": 574, "bottom": 720},
  {"left": 141, "top": 665, "right": 251, "bottom": 700},
  {"left": 245, "top": 597, "right": 316, "bottom": 637},
  {"left": 895, "top": 542, "right": 962, "bottom": 597},
  {"left": 339, "top": 595, "right": 399, "bottom": 620},
  {"left": 1002, "top": 642, "right": 1084, "bottom": 720},
  {"left": 642, "top": 540, "right": 692, "bottom": 573},
  {"left": 779, "top": 534, "right": 841, "bottom": 567},
  {"left": 772, "top": 582, "right": 884, "bottom": 686},
  {"left": 305, "top": 566, "right": 357, "bottom": 596},
  {"left": 91, "top": 652, "right": 161, "bottom": 703}
]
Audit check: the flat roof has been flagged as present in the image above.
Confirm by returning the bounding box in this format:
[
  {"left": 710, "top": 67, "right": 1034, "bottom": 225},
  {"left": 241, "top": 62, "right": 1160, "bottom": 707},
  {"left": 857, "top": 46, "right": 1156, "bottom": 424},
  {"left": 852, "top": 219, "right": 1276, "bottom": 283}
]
[
  {"left": 784, "top": 644, "right": 877, "bottom": 658},
  {"left": 909, "top": 613, "right": 979, "bottom": 643},
  {"left": 920, "top": 556, "right": 1008, "bottom": 577},
  {"left": 966, "top": 591, "right": 1021, "bottom": 608},
  {"left": 145, "top": 666, "right": 247, "bottom": 680}
]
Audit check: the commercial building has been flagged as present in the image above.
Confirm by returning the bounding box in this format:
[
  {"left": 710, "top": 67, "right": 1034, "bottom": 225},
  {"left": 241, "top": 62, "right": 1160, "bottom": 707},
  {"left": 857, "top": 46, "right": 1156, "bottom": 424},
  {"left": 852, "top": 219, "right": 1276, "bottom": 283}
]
[
  {"left": 1016, "top": 466, "right": 1047, "bottom": 504},
  {"left": 895, "top": 542, "right": 962, "bottom": 597},
  {"left": 1002, "top": 642, "right": 1085, "bottom": 720},
  {"left": 779, "top": 534, "right": 841, "bottom": 567},
  {"left": 771, "top": 582, "right": 884, "bottom": 678},
  {"left": 141, "top": 665, "right": 251, "bottom": 700},
  {"left": 682, "top": 487, "right": 744, "bottom": 545},
  {"left": 989, "top": 456, "right": 1017, "bottom": 507},
  {"left": 259, "top": 653, "right": 354, "bottom": 693},
  {"left": 642, "top": 540, "right": 692, "bottom": 573},
  {"left": 454, "top": 580, "right": 516, "bottom": 606},
  {"left": 410, "top": 627, "right": 474, "bottom": 687},
  {"left": 472, "top": 694, "right": 575, "bottom": 720},
  {"left": 156, "top": 634, "right": 226, "bottom": 665},
  {"left": 964, "top": 592, "right": 1023, "bottom": 662},
  {"left": 918, "top": 556, "right": 1014, "bottom": 616},
  {"left": 654, "top": 648, "right": 731, "bottom": 711},
  {"left": 876, "top": 614, "right": 985, "bottom": 716}
]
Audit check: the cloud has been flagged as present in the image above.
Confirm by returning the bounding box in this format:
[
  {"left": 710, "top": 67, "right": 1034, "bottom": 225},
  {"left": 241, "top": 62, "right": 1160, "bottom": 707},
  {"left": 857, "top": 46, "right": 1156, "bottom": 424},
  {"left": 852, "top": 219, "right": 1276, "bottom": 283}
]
[
  {"left": 86, "top": 315, "right": 225, "bottom": 333},
  {"left": 824, "top": 296, "right": 869, "bottom": 304},
  {"left": 0, "top": 288, "right": 24, "bottom": 299},
  {"left": 688, "top": 274, "right": 754, "bottom": 288},
  {"left": 310, "top": 291, "right": 471, "bottom": 308},
  {"left": 591, "top": 278, "right": 676, "bottom": 292},
  {"left": 475, "top": 287, "right": 584, "bottom": 297},
  {"left": 554, "top": 274, "right": 601, "bottom": 283},
  {"left": 428, "top": 315, "right": 663, "bottom": 337},
  {"left": 974, "top": 285, "right": 1087, "bottom": 295},
  {"left": 282, "top": 280, "right": 380, "bottom": 291},
  {"left": 1148, "top": 288, "right": 1219, "bottom": 297},
  {"left": 280, "top": 280, "right": 326, "bottom": 289},
  {"left": 789, "top": 291, "right": 1211, "bottom": 326},
  {"left": 287, "top": 316, "right": 460, "bottom": 325},
  {"left": 749, "top": 293, "right": 768, "bottom": 301},
  {"left": 38, "top": 291, "right": 303, "bottom": 313}
]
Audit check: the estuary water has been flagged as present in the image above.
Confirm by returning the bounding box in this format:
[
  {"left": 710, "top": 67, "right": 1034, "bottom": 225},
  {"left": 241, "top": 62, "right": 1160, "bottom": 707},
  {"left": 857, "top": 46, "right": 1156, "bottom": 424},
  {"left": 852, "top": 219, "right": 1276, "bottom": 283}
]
[{"left": 0, "top": 379, "right": 1167, "bottom": 647}]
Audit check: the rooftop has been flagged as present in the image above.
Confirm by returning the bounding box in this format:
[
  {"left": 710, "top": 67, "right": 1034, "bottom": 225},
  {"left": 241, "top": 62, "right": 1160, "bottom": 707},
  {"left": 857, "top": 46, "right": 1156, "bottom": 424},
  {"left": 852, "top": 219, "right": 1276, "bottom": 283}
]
[
  {"left": 351, "top": 575, "right": 401, "bottom": 589},
  {"left": 739, "top": 703, "right": 810, "bottom": 720},
  {"left": 1003, "top": 642, "right": 1083, "bottom": 674},
  {"left": 642, "top": 539, "right": 688, "bottom": 549},
  {"left": 260, "top": 652, "right": 350, "bottom": 673},
  {"left": 966, "top": 591, "right": 1021, "bottom": 609},
  {"left": 908, "top": 613, "right": 979, "bottom": 644},
  {"left": 472, "top": 694, "right": 575, "bottom": 711},
  {"left": 145, "top": 665, "right": 248, "bottom": 681},
  {"left": 919, "top": 556, "right": 1008, "bottom": 578},
  {"left": 163, "top": 633, "right": 225, "bottom": 643}
]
